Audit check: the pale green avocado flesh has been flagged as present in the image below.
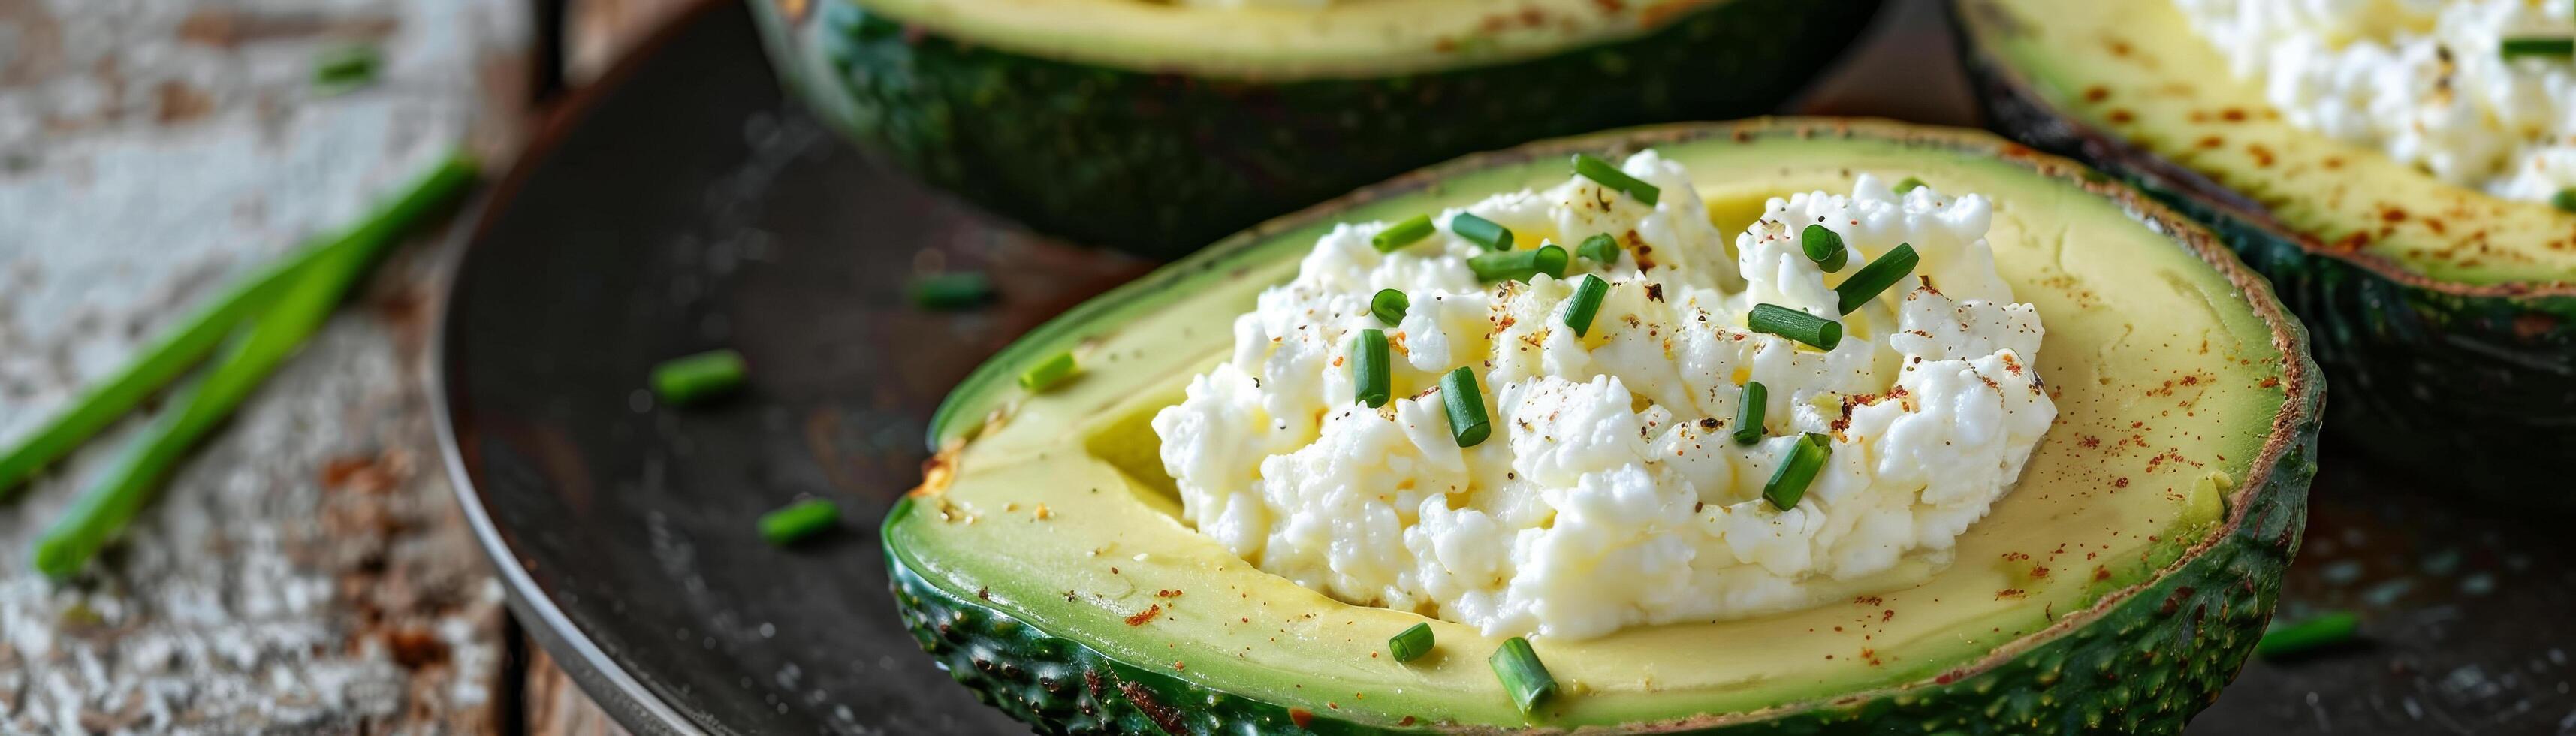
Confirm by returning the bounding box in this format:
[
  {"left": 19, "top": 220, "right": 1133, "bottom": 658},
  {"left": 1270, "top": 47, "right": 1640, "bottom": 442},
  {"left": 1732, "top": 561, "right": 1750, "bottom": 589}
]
[
  {"left": 893, "top": 120, "right": 2321, "bottom": 732},
  {"left": 1955, "top": 0, "right": 2575, "bottom": 497},
  {"left": 1957, "top": 0, "right": 2576, "bottom": 287}
]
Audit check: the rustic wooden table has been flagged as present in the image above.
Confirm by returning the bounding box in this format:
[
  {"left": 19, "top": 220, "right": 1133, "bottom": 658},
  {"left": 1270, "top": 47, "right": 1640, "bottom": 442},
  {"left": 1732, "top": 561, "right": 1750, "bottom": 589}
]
[
  {"left": 0, "top": 0, "right": 683, "bottom": 731},
  {"left": 53, "top": 2, "right": 2556, "bottom": 735}
]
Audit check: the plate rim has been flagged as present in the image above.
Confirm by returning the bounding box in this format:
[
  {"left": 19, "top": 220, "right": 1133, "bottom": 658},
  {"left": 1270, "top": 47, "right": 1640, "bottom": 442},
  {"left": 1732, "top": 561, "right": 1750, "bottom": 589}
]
[{"left": 430, "top": 1, "right": 741, "bottom": 733}]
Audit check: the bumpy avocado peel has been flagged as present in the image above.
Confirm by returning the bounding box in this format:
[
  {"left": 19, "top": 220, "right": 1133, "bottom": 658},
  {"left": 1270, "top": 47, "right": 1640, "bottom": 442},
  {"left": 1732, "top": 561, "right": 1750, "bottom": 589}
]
[{"left": 753, "top": 0, "right": 1880, "bottom": 257}]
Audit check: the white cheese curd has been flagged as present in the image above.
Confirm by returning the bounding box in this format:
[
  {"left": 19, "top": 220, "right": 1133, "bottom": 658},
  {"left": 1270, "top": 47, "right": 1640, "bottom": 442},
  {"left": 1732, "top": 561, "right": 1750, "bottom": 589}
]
[
  {"left": 1150, "top": 153, "right": 2057, "bottom": 640},
  {"left": 2170, "top": 0, "right": 2576, "bottom": 201}
]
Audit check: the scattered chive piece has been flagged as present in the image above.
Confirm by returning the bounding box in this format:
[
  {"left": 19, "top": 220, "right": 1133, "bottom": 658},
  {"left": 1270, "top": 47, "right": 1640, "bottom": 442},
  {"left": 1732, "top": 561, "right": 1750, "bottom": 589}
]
[
  {"left": 1761, "top": 433, "right": 1832, "bottom": 511},
  {"left": 910, "top": 272, "right": 995, "bottom": 311},
  {"left": 1575, "top": 233, "right": 1620, "bottom": 264},
  {"left": 1571, "top": 153, "right": 1661, "bottom": 207},
  {"left": 1374, "top": 214, "right": 1437, "bottom": 252},
  {"left": 2553, "top": 189, "right": 2576, "bottom": 214},
  {"left": 312, "top": 44, "right": 382, "bottom": 92},
  {"left": 2500, "top": 37, "right": 2575, "bottom": 59},
  {"left": 652, "top": 350, "right": 747, "bottom": 406},
  {"left": 1389, "top": 622, "right": 1435, "bottom": 662},
  {"left": 1371, "top": 288, "right": 1410, "bottom": 325},
  {"left": 1834, "top": 243, "right": 1920, "bottom": 315},
  {"left": 759, "top": 498, "right": 841, "bottom": 547},
  {"left": 1019, "top": 351, "right": 1080, "bottom": 392},
  {"left": 1353, "top": 329, "right": 1392, "bottom": 409},
  {"left": 1440, "top": 366, "right": 1490, "bottom": 448},
  {"left": 1562, "top": 275, "right": 1609, "bottom": 337},
  {"left": 1893, "top": 176, "right": 1927, "bottom": 194},
  {"left": 1732, "top": 382, "right": 1769, "bottom": 445},
  {"left": 1799, "top": 224, "right": 1849, "bottom": 273},
  {"left": 1450, "top": 213, "right": 1513, "bottom": 251},
  {"left": 1748, "top": 303, "right": 1842, "bottom": 350},
  {"left": 32, "top": 152, "right": 480, "bottom": 579},
  {"left": 1467, "top": 244, "right": 1569, "bottom": 283},
  {"left": 2257, "top": 611, "right": 2360, "bottom": 659},
  {"left": 1489, "top": 637, "right": 1558, "bottom": 714}
]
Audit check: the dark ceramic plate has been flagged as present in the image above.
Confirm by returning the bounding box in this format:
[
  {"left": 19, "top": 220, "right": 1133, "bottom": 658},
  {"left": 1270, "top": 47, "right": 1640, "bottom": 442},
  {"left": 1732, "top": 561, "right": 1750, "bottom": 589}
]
[{"left": 433, "top": 2, "right": 2576, "bottom": 734}]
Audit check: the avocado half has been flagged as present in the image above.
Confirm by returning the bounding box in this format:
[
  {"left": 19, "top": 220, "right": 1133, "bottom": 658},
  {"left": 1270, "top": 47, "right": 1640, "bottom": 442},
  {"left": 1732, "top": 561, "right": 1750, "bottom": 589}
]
[
  {"left": 1951, "top": 0, "right": 2576, "bottom": 495},
  {"left": 747, "top": 0, "right": 1881, "bottom": 258},
  {"left": 893, "top": 119, "right": 2321, "bottom": 734}
]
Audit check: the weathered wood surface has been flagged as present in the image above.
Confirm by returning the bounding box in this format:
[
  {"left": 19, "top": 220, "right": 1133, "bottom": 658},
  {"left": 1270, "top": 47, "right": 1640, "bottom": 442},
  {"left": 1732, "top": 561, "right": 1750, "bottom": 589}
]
[
  {"left": 520, "top": 647, "right": 631, "bottom": 736},
  {"left": 567, "top": 0, "right": 698, "bottom": 86},
  {"left": 0, "top": 0, "right": 528, "bottom": 732}
]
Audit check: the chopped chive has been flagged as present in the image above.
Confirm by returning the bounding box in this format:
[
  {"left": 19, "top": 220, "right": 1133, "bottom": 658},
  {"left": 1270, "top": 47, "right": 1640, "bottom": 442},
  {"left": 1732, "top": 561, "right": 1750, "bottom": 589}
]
[
  {"left": 759, "top": 498, "right": 841, "bottom": 546},
  {"left": 1893, "top": 176, "right": 1926, "bottom": 194},
  {"left": 2553, "top": 189, "right": 2576, "bottom": 214},
  {"left": 31, "top": 152, "right": 479, "bottom": 579},
  {"left": 1375, "top": 214, "right": 1437, "bottom": 252},
  {"left": 1534, "top": 245, "right": 1568, "bottom": 279},
  {"left": 1450, "top": 213, "right": 1513, "bottom": 251},
  {"left": 910, "top": 272, "right": 995, "bottom": 310},
  {"left": 1572, "top": 153, "right": 1661, "bottom": 207},
  {"left": 1732, "top": 382, "right": 1768, "bottom": 445},
  {"left": 1019, "top": 351, "right": 1080, "bottom": 392},
  {"left": 1489, "top": 637, "right": 1557, "bottom": 714},
  {"left": 1761, "top": 433, "right": 1832, "bottom": 511},
  {"left": 2500, "top": 37, "right": 2574, "bottom": 59},
  {"left": 1748, "top": 303, "right": 1842, "bottom": 350},
  {"left": 1834, "top": 243, "right": 1920, "bottom": 315},
  {"left": 1575, "top": 234, "right": 1620, "bottom": 264},
  {"left": 1353, "top": 329, "right": 1392, "bottom": 409},
  {"left": 1371, "top": 288, "right": 1410, "bottom": 325},
  {"left": 2258, "top": 611, "right": 2360, "bottom": 659},
  {"left": 1562, "top": 275, "right": 1609, "bottom": 337},
  {"left": 1466, "top": 250, "right": 1524, "bottom": 282},
  {"left": 1389, "top": 622, "right": 1435, "bottom": 662},
  {"left": 1440, "top": 366, "right": 1490, "bottom": 448},
  {"left": 1799, "top": 224, "right": 1849, "bottom": 272},
  {"left": 312, "top": 44, "right": 382, "bottom": 92},
  {"left": 653, "top": 350, "right": 747, "bottom": 406},
  {"left": 1467, "top": 244, "right": 1569, "bottom": 283}
]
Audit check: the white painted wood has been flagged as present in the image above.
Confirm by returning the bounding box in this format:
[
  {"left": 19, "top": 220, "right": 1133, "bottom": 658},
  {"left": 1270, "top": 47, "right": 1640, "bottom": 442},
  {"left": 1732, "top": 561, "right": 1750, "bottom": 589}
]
[{"left": 0, "top": 0, "right": 529, "bottom": 731}]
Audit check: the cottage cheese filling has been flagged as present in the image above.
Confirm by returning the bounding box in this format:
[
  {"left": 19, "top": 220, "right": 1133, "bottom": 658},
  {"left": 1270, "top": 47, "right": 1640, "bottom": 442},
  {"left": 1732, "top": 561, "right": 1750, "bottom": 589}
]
[
  {"left": 2172, "top": 0, "right": 2576, "bottom": 201},
  {"left": 1151, "top": 153, "right": 2056, "bottom": 640}
]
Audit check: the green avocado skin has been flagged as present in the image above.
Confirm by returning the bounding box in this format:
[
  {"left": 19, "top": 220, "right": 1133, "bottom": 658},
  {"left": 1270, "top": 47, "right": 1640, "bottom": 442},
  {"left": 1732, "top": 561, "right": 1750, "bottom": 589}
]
[
  {"left": 888, "top": 404, "right": 2313, "bottom": 735},
  {"left": 2146, "top": 186, "right": 2574, "bottom": 498},
  {"left": 1957, "top": 29, "right": 2576, "bottom": 499},
  {"left": 752, "top": 0, "right": 1879, "bottom": 258}
]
